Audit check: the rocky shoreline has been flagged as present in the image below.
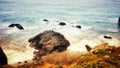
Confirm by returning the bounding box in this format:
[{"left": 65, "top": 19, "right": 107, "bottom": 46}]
[{"left": 0, "top": 30, "right": 120, "bottom": 68}]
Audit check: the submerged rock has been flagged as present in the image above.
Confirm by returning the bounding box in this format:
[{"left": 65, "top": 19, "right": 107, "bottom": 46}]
[
  {"left": 0, "top": 47, "right": 8, "bottom": 65},
  {"left": 28, "top": 30, "right": 70, "bottom": 60}
]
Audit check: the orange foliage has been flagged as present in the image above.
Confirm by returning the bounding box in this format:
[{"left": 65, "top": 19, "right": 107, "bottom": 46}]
[
  {"left": 33, "top": 62, "right": 69, "bottom": 68},
  {"left": 42, "top": 51, "right": 81, "bottom": 64}
]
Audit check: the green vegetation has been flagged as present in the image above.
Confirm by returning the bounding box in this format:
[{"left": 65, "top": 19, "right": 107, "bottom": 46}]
[{"left": 72, "top": 43, "right": 120, "bottom": 68}]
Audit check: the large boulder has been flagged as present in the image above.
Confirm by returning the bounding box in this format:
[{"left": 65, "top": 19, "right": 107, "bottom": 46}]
[{"left": 28, "top": 30, "right": 70, "bottom": 60}]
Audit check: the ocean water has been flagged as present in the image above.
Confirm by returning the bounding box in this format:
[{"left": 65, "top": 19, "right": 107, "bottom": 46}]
[{"left": 0, "top": 0, "right": 120, "bottom": 64}]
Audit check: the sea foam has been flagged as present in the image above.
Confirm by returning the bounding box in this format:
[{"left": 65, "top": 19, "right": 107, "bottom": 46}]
[{"left": 0, "top": 19, "right": 120, "bottom": 64}]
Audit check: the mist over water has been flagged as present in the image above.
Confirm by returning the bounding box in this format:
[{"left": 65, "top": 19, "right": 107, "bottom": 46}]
[{"left": 0, "top": 0, "right": 120, "bottom": 64}]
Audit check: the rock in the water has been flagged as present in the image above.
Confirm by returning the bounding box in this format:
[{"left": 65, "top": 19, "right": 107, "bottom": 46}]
[
  {"left": 28, "top": 30, "right": 70, "bottom": 60},
  {"left": 15, "top": 24, "right": 24, "bottom": 30},
  {"left": 8, "top": 23, "right": 15, "bottom": 27},
  {"left": 8, "top": 23, "right": 24, "bottom": 30},
  {"left": 59, "top": 22, "right": 66, "bottom": 26},
  {"left": 104, "top": 35, "right": 112, "bottom": 39},
  {"left": 43, "top": 19, "right": 49, "bottom": 22},
  {"left": 0, "top": 47, "right": 8, "bottom": 65},
  {"left": 76, "top": 25, "right": 81, "bottom": 29}
]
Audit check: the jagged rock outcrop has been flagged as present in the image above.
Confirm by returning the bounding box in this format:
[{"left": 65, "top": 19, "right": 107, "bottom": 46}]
[
  {"left": 0, "top": 47, "right": 8, "bottom": 65},
  {"left": 28, "top": 30, "right": 70, "bottom": 60}
]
